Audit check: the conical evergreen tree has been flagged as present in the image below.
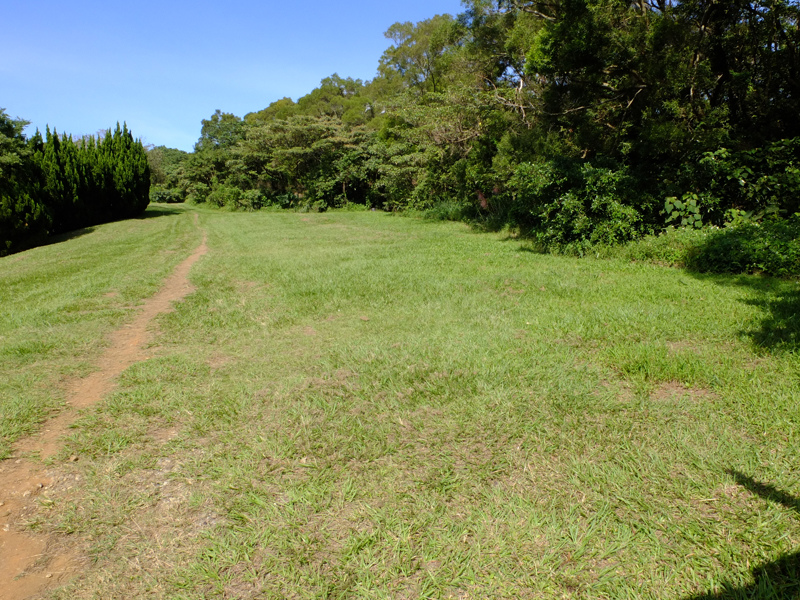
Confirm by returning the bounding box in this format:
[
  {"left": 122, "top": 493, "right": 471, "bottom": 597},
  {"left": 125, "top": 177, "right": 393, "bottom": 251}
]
[{"left": 1, "top": 117, "right": 150, "bottom": 253}]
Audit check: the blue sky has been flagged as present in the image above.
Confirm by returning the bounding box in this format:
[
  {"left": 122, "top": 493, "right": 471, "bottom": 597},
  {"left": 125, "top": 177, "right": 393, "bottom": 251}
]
[{"left": 2, "top": 0, "right": 465, "bottom": 151}]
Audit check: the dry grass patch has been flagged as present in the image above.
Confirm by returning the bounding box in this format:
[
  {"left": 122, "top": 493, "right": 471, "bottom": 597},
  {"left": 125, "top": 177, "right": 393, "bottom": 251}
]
[{"left": 651, "top": 381, "right": 716, "bottom": 403}]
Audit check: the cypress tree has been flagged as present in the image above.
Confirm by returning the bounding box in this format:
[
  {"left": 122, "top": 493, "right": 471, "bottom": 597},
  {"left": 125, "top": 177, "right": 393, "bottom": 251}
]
[{"left": 1, "top": 116, "right": 150, "bottom": 254}]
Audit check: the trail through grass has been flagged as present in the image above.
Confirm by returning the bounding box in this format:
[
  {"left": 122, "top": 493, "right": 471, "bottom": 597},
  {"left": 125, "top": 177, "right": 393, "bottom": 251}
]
[
  {"left": 0, "top": 205, "right": 201, "bottom": 459},
  {"left": 2, "top": 206, "right": 799, "bottom": 599}
]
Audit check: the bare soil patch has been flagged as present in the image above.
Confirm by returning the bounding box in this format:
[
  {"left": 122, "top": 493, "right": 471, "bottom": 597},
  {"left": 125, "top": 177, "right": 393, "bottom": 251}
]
[
  {"left": 0, "top": 231, "right": 207, "bottom": 600},
  {"left": 665, "top": 340, "right": 702, "bottom": 354},
  {"left": 651, "top": 381, "right": 715, "bottom": 403},
  {"left": 206, "top": 353, "right": 232, "bottom": 370}
]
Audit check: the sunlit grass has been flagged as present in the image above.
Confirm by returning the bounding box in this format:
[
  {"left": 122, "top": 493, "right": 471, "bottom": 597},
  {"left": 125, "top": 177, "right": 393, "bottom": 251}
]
[
  {"left": 0, "top": 204, "right": 201, "bottom": 458},
  {"left": 5, "top": 208, "right": 798, "bottom": 598}
]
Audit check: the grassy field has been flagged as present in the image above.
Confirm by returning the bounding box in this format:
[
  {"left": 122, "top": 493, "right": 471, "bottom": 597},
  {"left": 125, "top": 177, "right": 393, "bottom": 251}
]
[
  {"left": 0, "top": 205, "right": 202, "bottom": 459},
  {"left": 3, "top": 204, "right": 799, "bottom": 599}
]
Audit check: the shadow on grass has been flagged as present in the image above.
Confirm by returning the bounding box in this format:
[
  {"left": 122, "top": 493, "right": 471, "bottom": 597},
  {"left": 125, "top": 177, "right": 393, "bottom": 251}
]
[
  {"left": 683, "top": 472, "right": 800, "bottom": 600},
  {"left": 726, "top": 470, "right": 800, "bottom": 515},
  {"left": 5, "top": 205, "right": 186, "bottom": 258},
  {"left": 688, "top": 272, "right": 800, "bottom": 354},
  {"left": 38, "top": 226, "right": 96, "bottom": 248},
  {"left": 739, "top": 286, "right": 800, "bottom": 352},
  {"left": 43, "top": 206, "right": 183, "bottom": 244},
  {"left": 135, "top": 204, "right": 185, "bottom": 219},
  {"left": 685, "top": 219, "right": 800, "bottom": 279},
  {"left": 684, "top": 220, "right": 800, "bottom": 353}
]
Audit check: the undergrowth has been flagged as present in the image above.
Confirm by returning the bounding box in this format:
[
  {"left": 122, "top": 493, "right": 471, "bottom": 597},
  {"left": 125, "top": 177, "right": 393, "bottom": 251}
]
[{"left": 601, "top": 216, "right": 800, "bottom": 278}]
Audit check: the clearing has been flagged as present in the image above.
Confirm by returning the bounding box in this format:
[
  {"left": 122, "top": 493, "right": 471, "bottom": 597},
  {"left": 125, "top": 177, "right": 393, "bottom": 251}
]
[{"left": 1, "top": 204, "right": 798, "bottom": 599}]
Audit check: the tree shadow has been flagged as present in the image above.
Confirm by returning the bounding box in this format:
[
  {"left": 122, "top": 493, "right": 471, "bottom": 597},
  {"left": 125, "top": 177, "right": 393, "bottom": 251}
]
[
  {"left": 38, "top": 226, "right": 96, "bottom": 248},
  {"left": 42, "top": 206, "right": 183, "bottom": 244},
  {"left": 5, "top": 206, "right": 186, "bottom": 257},
  {"left": 725, "top": 470, "right": 800, "bottom": 515},
  {"left": 738, "top": 286, "right": 800, "bottom": 352},
  {"left": 688, "top": 273, "right": 800, "bottom": 355},
  {"left": 681, "top": 218, "right": 800, "bottom": 354},
  {"left": 135, "top": 205, "right": 185, "bottom": 219},
  {"left": 683, "top": 471, "right": 800, "bottom": 600}
]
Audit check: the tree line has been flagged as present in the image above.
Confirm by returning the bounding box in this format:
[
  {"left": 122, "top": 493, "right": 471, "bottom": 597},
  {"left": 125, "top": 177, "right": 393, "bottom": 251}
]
[
  {"left": 1, "top": 112, "right": 150, "bottom": 256},
  {"left": 159, "top": 0, "right": 798, "bottom": 251}
]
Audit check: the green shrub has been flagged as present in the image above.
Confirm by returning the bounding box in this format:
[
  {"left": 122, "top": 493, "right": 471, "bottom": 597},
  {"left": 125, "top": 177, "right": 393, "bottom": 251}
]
[
  {"left": 266, "top": 193, "right": 302, "bottom": 209},
  {"left": 238, "top": 190, "right": 266, "bottom": 211},
  {"left": 609, "top": 217, "right": 800, "bottom": 278},
  {"left": 604, "top": 227, "right": 714, "bottom": 267},
  {"left": 507, "top": 160, "right": 649, "bottom": 251},
  {"left": 422, "top": 201, "right": 467, "bottom": 221},
  {"left": 0, "top": 191, "right": 52, "bottom": 256},
  {"left": 691, "top": 139, "right": 800, "bottom": 222},
  {"left": 207, "top": 184, "right": 265, "bottom": 211},
  {"left": 338, "top": 202, "right": 371, "bottom": 212},
  {"left": 149, "top": 186, "right": 184, "bottom": 203},
  {"left": 186, "top": 183, "right": 210, "bottom": 204},
  {"left": 664, "top": 194, "right": 704, "bottom": 228},
  {"left": 687, "top": 216, "right": 800, "bottom": 277}
]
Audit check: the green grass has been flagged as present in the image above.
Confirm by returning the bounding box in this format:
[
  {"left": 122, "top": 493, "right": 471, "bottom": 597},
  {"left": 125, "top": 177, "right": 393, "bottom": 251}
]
[
  {"left": 0, "top": 204, "right": 202, "bottom": 459},
  {"left": 3, "top": 207, "right": 799, "bottom": 598}
]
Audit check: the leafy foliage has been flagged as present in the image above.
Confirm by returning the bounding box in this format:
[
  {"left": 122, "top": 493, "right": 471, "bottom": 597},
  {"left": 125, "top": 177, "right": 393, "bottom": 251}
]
[
  {"left": 504, "top": 160, "right": 650, "bottom": 251},
  {"left": 688, "top": 216, "right": 800, "bottom": 277},
  {"left": 156, "top": 0, "right": 800, "bottom": 274},
  {"left": 664, "top": 195, "right": 703, "bottom": 229},
  {"left": 606, "top": 216, "right": 800, "bottom": 277},
  {"left": 0, "top": 109, "right": 52, "bottom": 253},
  {"left": 147, "top": 145, "right": 190, "bottom": 203},
  {"left": 0, "top": 112, "right": 150, "bottom": 256}
]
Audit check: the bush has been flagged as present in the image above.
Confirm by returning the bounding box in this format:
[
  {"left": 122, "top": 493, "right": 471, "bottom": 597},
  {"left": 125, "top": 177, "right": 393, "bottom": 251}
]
[
  {"left": 687, "top": 216, "right": 800, "bottom": 277},
  {"left": 1, "top": 121, "right": 150, "bottom": 254},
  {"left": 207, "top": 184, "right": 265, "bottom": 211},
  {"left": 186, "top": 183, "right": 210, "bottom": 204},
  {"left": 506, "top": 160, "right": 649, "bottom": 252},
  {"left": 0, "top": 191, "right": 52, "bottom": 256},
  {"left": 422, "top": 201, "right": 467, "bottom": 221},
  {"left": 607, "top": 216, "right": 800, "bottom": 278},
  {"left": 266, "top": 193, "right": 302, "bottom": 209},
  {"left": 149, "top": 186, "right": 184, "bottom": 203},
  {"left": 690, "top": 138, "right": 800, "bottom": 223}
]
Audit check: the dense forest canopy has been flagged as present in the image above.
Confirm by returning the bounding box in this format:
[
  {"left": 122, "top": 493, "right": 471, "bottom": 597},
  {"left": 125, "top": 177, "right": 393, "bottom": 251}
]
[{"left": 150, "top": 0, "right": 800, "bottom": 253}]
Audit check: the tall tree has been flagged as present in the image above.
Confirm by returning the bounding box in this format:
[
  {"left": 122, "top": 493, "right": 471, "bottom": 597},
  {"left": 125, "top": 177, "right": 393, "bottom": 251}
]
[
  {"left": 196, "top": 110, "right": 245, "bottom": 152},
  {"left": 379, "top": 15, "right": 463, "bottom": 94}
]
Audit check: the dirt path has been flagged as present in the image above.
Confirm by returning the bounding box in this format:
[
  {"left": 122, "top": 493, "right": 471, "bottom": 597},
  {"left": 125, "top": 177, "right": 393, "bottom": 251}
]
[{"left": 0, "top": 222, "right": 208, "bottom": 600}]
